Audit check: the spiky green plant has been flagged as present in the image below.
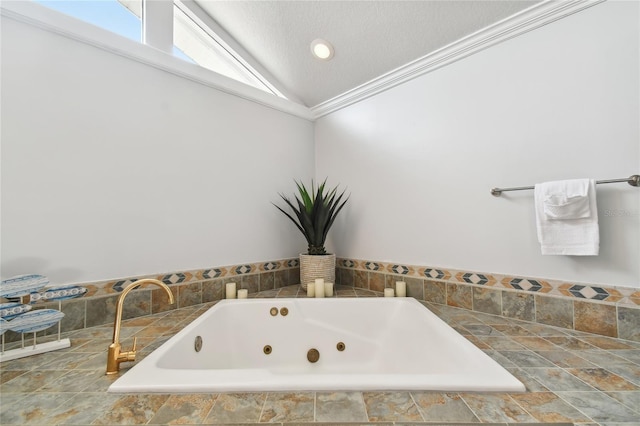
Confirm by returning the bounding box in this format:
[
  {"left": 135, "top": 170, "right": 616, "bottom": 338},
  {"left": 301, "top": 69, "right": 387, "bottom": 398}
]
[{"left": 274, "top": 179, "right": 349, "bottom": 255}]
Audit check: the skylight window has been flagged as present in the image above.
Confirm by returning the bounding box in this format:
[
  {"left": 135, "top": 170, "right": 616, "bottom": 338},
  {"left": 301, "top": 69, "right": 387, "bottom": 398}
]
[
  {"left": 173, "top": 4, "right": 275, "bottom": 94},
  {"left": 33, "top": 0, "right": 281, "bottom": 97},
  {"left": 35, "top": 0, "right": 141, "bottom": 41}
]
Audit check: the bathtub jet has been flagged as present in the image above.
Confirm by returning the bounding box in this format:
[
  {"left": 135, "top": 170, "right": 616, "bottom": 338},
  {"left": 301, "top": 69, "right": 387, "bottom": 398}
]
[{"left": 108, "top": 298, "right": 525, "bottom": 393}]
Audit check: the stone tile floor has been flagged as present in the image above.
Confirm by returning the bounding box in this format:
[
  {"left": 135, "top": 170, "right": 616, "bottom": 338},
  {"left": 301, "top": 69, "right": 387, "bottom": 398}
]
[{"left": 0, "top": 285, "right": 638, "bottom": 425}]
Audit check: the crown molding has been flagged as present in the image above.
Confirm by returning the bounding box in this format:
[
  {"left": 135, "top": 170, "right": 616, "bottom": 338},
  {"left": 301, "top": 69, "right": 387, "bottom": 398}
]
[
  {"left": 0, "top": 1, "right": 314, "bottom": 121},
  {"left": 311, "top": 0, "right": 606, "bottom": 119}
]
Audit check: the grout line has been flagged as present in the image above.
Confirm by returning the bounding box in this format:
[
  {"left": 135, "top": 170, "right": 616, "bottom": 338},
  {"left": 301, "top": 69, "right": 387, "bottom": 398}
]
[
  {"left": 504, "top": 392, "right": 538, "bottom": 422},
  {"left": 312, "top": 391, "right": 316, "bottom": 422},
  {"left": 616, "top": 304, "right": 620, "bottom": 339},
  {"left": 553, "top": 390, "right": 602, "bottom": 424},
  {"left": 258, "top": 392, "right": 268, "bottom": 423},
  {"left": 456, "top": 391, "right": 483, "bottom": 423},
  {"left": 407, "top": 391, "right": 425, "bottom": 422},
  {"left": 201, "top": 390, "right": 218, "bottom": 423}
]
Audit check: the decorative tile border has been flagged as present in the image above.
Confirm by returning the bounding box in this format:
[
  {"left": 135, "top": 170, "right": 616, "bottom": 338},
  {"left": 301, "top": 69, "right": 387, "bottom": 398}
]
[
  {"left": 337, "top": 258, "right": 639, "bottom": 308},
  {"left": 455, "top": 272, "right": 496, "bottom": 286},
  {"left": 340, "top": 259, "right": 356, "bottom": 268},
  {"left": 421, "top": 268, "right": 451, "bottom": 280},
  {"left": 21, "top": 254, "right": 637, "bottom": 310},
  {"left": 364, "top": 261, "right": 381, "bottom": 271},
  {"left": 501, "top": 277, "right": 552, "bottom": 293},
  {"left": 197, "top": 269, "right": 225, "bottom": 280},
  {"left": 160, "top": 272, "right": 192, "bottom": 285},
  {"left": 10, "top": 258, "right": 298, "bottom": 308},
  {"left": 390, "top": 264, "right": 413, "bottom": 275},
  {"left": 261, "top": 262, "right": 279, "bottom": 271},
  {"left": 66, "top": 258, "right": 299, "bottom": 298},
  {"left": 558, "top": 283, "right": 624, "bottom": 303},
  {"left": 110, "top": 279, "right": 138, "bottom": 293}
]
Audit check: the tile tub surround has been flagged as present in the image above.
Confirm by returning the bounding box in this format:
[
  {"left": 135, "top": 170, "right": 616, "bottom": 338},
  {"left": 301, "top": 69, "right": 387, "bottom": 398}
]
[
  {"left": 337, "top": 258, "right": 640, "bottom": 342},
  {"left": 0, "top": 286, "right": 639, "bottom": 425},
  {"left": 4, "top": 256, "right": 639, "bottom": 344},
  {"left": 1, "top": 259, "right": 301, "bottom": 343}
]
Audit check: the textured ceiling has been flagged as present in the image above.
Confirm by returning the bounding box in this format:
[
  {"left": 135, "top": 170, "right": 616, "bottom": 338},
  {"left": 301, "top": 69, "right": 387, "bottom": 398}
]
[{"left": 195, "top": 1, "right": 540, "bottom": 107}]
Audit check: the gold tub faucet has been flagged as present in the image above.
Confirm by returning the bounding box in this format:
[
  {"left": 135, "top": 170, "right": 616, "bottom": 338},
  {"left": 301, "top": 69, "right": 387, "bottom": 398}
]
[{"left": 106, "top": 279, "right": 175, "bottom": 375}]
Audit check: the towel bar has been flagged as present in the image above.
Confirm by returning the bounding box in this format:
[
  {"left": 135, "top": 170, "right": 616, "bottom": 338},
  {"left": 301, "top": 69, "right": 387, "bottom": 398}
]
[{"left": 491, "top": 174, "right": 640, "bottom": 196}]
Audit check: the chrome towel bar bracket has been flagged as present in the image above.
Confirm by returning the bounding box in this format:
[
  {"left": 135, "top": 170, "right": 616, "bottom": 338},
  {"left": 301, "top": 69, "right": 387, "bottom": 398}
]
[{"left": 491, "top": 174, "right": 640, "bottom": 197}]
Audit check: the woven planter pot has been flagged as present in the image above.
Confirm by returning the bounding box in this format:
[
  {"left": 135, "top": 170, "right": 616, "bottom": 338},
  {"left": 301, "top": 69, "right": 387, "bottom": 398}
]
[{"left": 299, "top": 254, "right": 336, "bottom": 290}]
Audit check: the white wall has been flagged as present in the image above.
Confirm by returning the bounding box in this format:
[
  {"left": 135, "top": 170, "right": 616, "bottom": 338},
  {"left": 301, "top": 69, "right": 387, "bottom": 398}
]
[
  {"left": 1, "top": 16, "right": 314, "bottom": 284},
  {"left": 316, "top": 1, "right": 640, "bottom": 288}
]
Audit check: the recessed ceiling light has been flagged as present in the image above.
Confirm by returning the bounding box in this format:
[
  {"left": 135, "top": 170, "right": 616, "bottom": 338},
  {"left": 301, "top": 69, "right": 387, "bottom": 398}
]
[{"left": 310, "top": 39, "right": 334, "bottom": 60}]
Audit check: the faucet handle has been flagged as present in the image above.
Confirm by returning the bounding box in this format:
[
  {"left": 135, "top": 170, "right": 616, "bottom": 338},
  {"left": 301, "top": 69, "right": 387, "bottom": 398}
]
[{"left": 119, "top": 337, "right": 137, "bottom": 363}]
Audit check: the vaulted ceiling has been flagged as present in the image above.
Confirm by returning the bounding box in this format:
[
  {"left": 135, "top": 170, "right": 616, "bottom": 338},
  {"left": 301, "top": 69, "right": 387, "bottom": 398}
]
[{"left": 195, "top": 1, "right": 541, "bottom": 107}]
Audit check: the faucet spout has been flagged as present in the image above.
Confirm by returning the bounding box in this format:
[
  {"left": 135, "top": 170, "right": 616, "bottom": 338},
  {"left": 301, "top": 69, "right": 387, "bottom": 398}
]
[{"left": 106, "top": 279, "right": 174, "bottom": 375}]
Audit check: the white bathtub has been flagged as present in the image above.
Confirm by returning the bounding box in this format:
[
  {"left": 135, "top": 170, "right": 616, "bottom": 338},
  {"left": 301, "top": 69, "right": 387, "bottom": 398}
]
[{"left": 108, "top": 298, "right": 525, "bottom": 393}]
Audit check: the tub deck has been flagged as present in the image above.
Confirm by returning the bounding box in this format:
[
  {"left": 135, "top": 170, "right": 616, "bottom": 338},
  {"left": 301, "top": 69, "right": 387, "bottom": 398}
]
[{"left": 0, "top": 285, "right": 638, "bottom": 425}]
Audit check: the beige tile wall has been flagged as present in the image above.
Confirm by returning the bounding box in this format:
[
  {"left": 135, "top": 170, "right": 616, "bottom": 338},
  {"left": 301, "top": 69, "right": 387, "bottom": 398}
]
[
  {"left": 2, "top": 259, "right": 300, "bottom": 343},
  {"left": 5, "top": 256, "right": 639, "bottom": 343},
  {"left": 336, "top": 257, "right": 640, "bottom": 342}
]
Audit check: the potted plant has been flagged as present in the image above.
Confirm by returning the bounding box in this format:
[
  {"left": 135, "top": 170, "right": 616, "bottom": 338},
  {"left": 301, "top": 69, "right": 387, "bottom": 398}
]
[{"left": 274, "top": 179, "right": 349, "bottom": 289}]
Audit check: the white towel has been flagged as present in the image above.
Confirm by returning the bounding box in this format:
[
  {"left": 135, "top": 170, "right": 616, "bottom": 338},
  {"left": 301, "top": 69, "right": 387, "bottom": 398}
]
[{"left": 534, "top": 179, "right": 599, "bottom": 255}]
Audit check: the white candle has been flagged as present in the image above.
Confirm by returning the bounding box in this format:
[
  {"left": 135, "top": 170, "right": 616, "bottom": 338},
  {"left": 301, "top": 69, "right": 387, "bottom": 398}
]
[
  {"left": 307, "top": 283, "right": 315, "bottom": 297},
  {"left": 314, "top": 280, "right": 325, "bottom": 298},
  {"left": 384, "top": 288, "right": 395, "bottom": 297},
  {"left": 395, "top": 281, "right": 406, "bottom": 297},
  {"left": 324, "top": 282, "right": 334, "bottom": 297},
  {"left": 237, "top": 289, "right": 248, "bottom": 299},
  {"left": 315, "top": 278, "right": 324, "bottom": 285},
  {"left": 225, "top": 282, "right": 237, "bottom": 299}
]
